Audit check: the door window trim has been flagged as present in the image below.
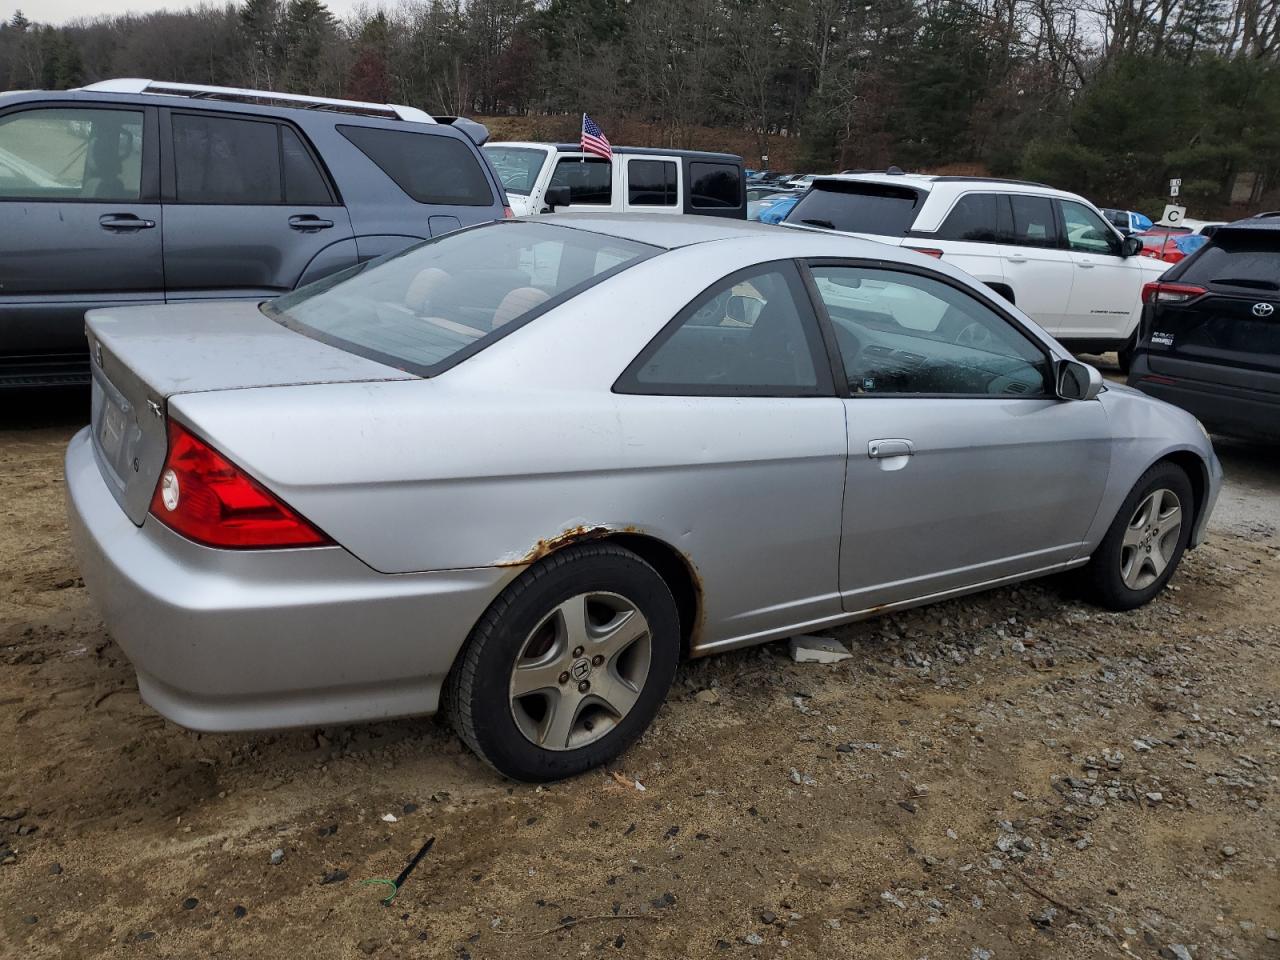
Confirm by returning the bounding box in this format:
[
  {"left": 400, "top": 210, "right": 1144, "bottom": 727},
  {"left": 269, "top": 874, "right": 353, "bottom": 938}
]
[
  {"left": 162, "top": 107, "right": 340, "bottom": 206},
  {"left": 798, "top": 257, "right": 1058, "bottom": 400},
  {"left": 613, "top": 259, "right": 837, "bottom": 398},
  {"left": 0, "top": 102, "right": 159, "bottom": 203}
]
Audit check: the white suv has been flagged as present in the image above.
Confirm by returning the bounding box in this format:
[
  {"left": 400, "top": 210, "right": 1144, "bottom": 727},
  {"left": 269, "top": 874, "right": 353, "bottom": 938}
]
[{"left": 781, "top": 174, "right": 1170, "bottom": 369}]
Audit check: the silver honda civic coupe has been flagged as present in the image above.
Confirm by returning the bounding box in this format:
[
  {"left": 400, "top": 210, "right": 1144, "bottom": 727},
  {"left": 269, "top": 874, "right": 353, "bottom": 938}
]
[{"left": 66, "top": 214, "right": 1222, "bottom": 781}]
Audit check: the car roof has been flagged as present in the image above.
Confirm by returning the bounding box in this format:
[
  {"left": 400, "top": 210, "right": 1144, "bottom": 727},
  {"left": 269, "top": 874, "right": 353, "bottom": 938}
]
[
  {"left": 1218, "top": 213, "right": 1280, "bottom": 232},
  {"left": 538, "top": 213, "right": 780, "bottom": 248},
  {"left": 488, "top": 141, "right": 742, "bottom": 162},
  {"left": 814, "top": 172, "right": 1061, "bottom": 196}
]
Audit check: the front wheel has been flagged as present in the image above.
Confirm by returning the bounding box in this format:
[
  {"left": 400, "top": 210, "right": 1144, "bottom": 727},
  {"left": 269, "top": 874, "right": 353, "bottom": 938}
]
[
  {"left": 444, "top": 542, "right": 680, "bottom": 781},
  {"left": 1081, "top": 462, "right": 1193, "bottom": 611}
]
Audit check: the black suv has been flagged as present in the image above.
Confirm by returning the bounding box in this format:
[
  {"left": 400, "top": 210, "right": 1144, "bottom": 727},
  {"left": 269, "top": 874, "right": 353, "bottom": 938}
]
[
  {"left": 0, "top": 79, "right": 507, "bottom": 388},
  {"left": 1128, "top": 214, "right": 1280, "bottom": 441}
]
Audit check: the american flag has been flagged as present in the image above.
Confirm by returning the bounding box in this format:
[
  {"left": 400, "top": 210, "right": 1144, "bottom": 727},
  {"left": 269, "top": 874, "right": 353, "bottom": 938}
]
[{"left": 580, "top": 113, "right": 613, "bottom": 161}]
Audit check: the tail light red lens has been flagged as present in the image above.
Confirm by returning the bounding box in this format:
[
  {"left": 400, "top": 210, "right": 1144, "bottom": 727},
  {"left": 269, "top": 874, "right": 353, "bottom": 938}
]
[
  {"left": 1142, "top": 282, "right": 1206, "bottom": 305},
  {"left": 906, "top": 246, "right": 944, "bottom": 259},
  {"left": 149, "top": 420, "right": 331, "bottom": 549}
]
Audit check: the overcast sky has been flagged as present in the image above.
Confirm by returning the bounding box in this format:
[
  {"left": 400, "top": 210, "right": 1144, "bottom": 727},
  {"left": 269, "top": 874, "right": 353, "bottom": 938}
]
[{"left": 8, "top": 0, "right": 373, "bottom": 25}]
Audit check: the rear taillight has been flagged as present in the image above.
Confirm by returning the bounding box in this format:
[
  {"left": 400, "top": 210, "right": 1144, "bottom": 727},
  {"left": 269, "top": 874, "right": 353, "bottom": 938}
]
[
  {"left": 906, "top": 246, "right": 944, "bottom": 259},
  {"left": 149, "top": 420, "right": 330, "bottom": 549},
  {"left": 1142, "top": 282, "right": 1206, "bottom": 305},
  {"left": 503, "top": 206, "right": 515, "bottom": 219}
]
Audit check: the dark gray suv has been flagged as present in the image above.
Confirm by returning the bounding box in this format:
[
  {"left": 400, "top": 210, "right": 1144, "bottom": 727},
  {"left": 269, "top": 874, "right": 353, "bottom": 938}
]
[{"left": 0, "top": 79, "right": 508, "bottom": 388}]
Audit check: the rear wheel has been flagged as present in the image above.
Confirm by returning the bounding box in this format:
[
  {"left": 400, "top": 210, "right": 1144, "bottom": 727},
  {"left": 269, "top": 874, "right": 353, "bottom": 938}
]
[
  {"left": 444, "top": 543, "right": 680, "bottom": 782},
  {"left": 1082, "top": 462, "right": 1193, "bottom": 611}
]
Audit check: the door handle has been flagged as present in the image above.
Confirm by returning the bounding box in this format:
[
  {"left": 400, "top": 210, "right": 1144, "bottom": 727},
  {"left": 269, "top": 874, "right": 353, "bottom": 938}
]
[
  {"left": 288, "top": 214, "right": 334, "bottom": 231},
  {"left": 1006, "top": 256, "right": 1028, "bottom": 264},
  {"left": 868, "top": 438, "right": 914, "bottom": 459},
  {"left": 99, "top": 214, "right": 155, "bottom": 231},
  {"left": 1078, "top": 260, "right": 1095, "bottom": 268}
]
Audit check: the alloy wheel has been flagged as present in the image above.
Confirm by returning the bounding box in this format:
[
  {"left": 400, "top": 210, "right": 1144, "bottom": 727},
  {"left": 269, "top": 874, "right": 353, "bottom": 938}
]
[
  {"left": 508, "top": 592, "right": 652, "bottom": 751},
  {"left": 1120, "top": 488, "right": 1183, "bottom": 591}
]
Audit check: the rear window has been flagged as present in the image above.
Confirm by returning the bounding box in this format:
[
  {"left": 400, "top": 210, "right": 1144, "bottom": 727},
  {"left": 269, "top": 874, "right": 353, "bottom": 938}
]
[
  {"left": 263, "top": 221, "right": 657, "bottom": 376},
  {"left": 783, "top": 181, "right": 921, "bottom": 236},
  {"left": 482, "top": 145, "right": 548, "bottom": 196},
  {"left": 1177, "top": 230, "right": 1280, "bottom": 292},
  {"left": 339, "top": 125, "right": 494, "bottom": 206},
  {"left": 689, "top": 161, "right": 741, "bottom": 209}
]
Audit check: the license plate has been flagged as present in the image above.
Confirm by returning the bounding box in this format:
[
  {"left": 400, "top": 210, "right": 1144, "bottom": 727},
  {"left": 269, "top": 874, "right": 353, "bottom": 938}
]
[{"left": 99, "top": 398, "right": 127, "bottom": 462}]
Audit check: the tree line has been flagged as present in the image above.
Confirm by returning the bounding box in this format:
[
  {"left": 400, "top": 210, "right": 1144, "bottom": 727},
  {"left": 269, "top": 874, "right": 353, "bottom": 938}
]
[{"left": 2, "top": 0, "right": 1278, "bottom": 212}]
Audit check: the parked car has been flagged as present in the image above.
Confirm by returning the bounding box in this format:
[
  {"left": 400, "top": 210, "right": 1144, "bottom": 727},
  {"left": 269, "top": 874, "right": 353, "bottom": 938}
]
[
  {"left": 786, "top": 174, "right": 819, "bottom": 189},
  {"left": 1128, "top": 213, "right": 1280, "bottom": 441},
  {"left": 758, "top": 194, "right": 800, "bottom": 224},
  {"left": 747, "top": 186, "right": 798, "bottom": 221},
  {"left": 67, "top": 214, "right": 1220, "bottom": 781},
  {"left": 482, "top": 142, "right": 746, "bottom": 219},
  {"left": 0, "top": 78, "right": 507, "bottom": 389},
  {"left": 781, "top": 173, "right": 1169, "bottom": 370},
  {"left": 1101, "top": 208, "right": 1154, "bottom": 235},
  {"left": 1138, "top": 231, "right": 1210, "bottom": 264}
]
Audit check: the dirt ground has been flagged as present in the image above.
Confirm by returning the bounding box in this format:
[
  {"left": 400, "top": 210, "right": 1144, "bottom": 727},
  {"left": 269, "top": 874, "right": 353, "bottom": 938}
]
[{"left": 1, "top": 389, "right": 1278, "bottom": 960}]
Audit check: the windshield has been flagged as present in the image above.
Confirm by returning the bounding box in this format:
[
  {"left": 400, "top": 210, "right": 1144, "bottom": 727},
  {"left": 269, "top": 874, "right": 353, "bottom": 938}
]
[
  {"left": 263, "top": 221, "right": 658, "bottom": 376},
  {"left": 482, "top": 146, "right": 550, "bottom": 196}
]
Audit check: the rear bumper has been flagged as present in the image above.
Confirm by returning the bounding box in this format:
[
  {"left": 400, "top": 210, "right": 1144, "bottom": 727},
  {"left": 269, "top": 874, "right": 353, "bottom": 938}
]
[
  {"left": 65, "top": 428, "right": 516, "bottom": 731},
  {"left": 1128, "top": 354, "right": 1280, "bottom": 442}
]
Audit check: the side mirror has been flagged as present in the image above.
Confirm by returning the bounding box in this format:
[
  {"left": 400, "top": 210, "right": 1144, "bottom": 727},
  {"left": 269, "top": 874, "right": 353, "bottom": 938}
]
[
  {"left": 1120, "top": 235, "right": 1142, "bottom": 258},
  {"left": 542, "top": 185, "right": 571, "bottom": 212},
  {"left": 1056, "top": 359, "right": 1104, "bottom": 401}
]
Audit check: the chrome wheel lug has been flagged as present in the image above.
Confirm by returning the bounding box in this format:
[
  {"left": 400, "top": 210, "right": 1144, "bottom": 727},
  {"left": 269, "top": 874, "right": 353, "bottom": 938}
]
[
  {"left": 578, "top": 680, "right": 590, "bottom": 693},
  {"left": 572, "top": 646, "right": 585, "bottom": 658},
  {"left": 558, "top": 671, "right": 570, "bottom": 685},
  {"left": 592, "top": 655, "right": 604, "bottom": 666}
]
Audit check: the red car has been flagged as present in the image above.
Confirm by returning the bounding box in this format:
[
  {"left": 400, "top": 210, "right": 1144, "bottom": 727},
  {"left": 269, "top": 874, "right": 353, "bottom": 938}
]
[{"left": 1136, "top": 231, "right": 1208, "bottom": 264}]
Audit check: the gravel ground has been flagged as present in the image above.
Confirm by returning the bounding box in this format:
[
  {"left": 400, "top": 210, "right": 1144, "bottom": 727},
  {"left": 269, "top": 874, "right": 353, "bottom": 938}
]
[{"left": 1, "top": 390, "right": 1277, "bottom": 960}]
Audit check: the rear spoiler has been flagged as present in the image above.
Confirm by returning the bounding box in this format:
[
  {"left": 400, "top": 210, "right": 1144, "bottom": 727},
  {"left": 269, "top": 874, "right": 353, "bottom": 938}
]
[{"left": 433, "top": 116, "right": 489, "bottom": 146}]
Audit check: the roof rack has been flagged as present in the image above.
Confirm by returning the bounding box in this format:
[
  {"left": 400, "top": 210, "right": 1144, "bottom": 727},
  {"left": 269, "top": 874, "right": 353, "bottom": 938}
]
[
  {"left": 928, "top": 175, "right": 1053, "bottom": 188},
  {"left": 77, "top": 79, "right": 436, "bottom": 125}
]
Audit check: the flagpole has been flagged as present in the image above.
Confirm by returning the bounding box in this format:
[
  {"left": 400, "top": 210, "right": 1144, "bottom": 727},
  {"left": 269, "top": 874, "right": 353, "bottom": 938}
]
[{"left": 581, "top": 113, "right": 585, "bottom": 163}]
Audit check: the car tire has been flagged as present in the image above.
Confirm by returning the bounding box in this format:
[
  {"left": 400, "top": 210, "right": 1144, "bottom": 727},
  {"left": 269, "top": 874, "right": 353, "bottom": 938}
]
[
  {"left": 1081, "top": 461, "right": 1194, "bottom": 611},
  {"left": 444, "top": 542, "right": 680, "bottom": 782}
]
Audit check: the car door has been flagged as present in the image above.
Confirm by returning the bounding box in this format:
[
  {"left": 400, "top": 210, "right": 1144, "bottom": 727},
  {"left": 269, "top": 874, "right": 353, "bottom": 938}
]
[
  {"left": 547, "top": 154, "right": 615, "bottom": 212},
  {"left": 997, "top": 193, "right": 1075, "bottom": 334},
  {"left": 0, "top": 102, "right": 161, "bottom": 371},
  {"left": 613, "top": 260, "right": 848, "bottom": 647},
  {"left": 623, "top": 156, "right": 681, "bottom": 214},
  {"left": 161, "top": 110, "right": 356, "bottom": 302},
  {"left": 804, "top": 261, "right": 1111, "bottom": 612},
  {"left": 1057, "top": 198, "right": 1142, "bottom": 342},
  {"left": 926, "top": 191, "right": 1007, "bottom": 290}
]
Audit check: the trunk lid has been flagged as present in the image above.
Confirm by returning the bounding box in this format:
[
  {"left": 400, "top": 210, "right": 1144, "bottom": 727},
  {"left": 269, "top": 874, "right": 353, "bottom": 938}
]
[
  {"left": 86, "top": 300, "right": 415, "bottom": 524},
  {"left": 1147, "top": 291, "right": 1280, "bottom": 378}
]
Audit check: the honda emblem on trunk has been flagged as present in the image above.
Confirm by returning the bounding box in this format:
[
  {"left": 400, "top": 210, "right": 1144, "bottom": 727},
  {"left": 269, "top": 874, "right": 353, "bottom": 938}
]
[{"left": 1253, "top": 302, "right": 1275, "bottom": 317}]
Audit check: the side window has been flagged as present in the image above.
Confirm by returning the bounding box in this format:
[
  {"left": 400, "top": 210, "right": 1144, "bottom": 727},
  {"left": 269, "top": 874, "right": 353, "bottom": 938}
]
[
  {"left": 0, "top": 107, "right": 143, "bottom": 201},
  {"left": 173, "top": 114, "right": 282, "bottom": 204},
  {"left": 338, "top": 125, "right": 494, "bottom": 206},
  {"left": 936, "top": 193, "right": 1002, "bottom": 242},
  {"left": 627, "top": 159, "right": 677, "bottom": 206},
  {"left": 549, "top": 156, "right": 612, "bottom": 205},
  {"left": 1060, "top": 200, "right": 1120, "bottom": 255},
  {"left": 809, "top": 265, "right": 1051, "bottom": 397},
  {"left": 1008, "top": 195, "right": 1058, "bottom": 249},
  {"left": 616, "top": 262, "right": 829, "bottom": 396},
  {"left": 689, "top": 161, "right": 740, "bottom": 209},
  {"left": 281, "top": 126, "right": 333, "bottom": 205}
]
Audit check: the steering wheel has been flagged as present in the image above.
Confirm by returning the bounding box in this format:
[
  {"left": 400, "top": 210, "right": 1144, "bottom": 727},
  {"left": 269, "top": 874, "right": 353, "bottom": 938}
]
[{"left": 954, "top": 322, "right": 994, "bottom": 350}]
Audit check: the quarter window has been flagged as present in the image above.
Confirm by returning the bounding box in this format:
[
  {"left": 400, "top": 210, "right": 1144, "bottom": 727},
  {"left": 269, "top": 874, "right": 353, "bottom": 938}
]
[
  {"left": 1008, "top": 195, "right": 1058, "bottom": 249},
  {"left": 281, "top": 126, "right": 333, "bottom": 205},
  {"left": 616, "top": 262, "right": 828, "bottom": 396},
  {"left": 0, "top": 107, "right": 143, "bottom": 201},
  {"left": 339, "top": 125, "right": 494, "bottom": 206},
  {"left": 809, "top": 265, "right": 1051, "bottom": 397},
  {"left": 689, "top": 161, "right": 740, "bottom": 209},
  {"left": 627, "top": 159, "right": 677, "bottom": 206},
  {"left": 549, "top": 156, "right": 612, "bottom": 205},
  {"left": 1060, "top": 200, "right": 1120, "bottom": 255},
  {"left": 173, "top": 114, "right": 282, "bottom": 204}
]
